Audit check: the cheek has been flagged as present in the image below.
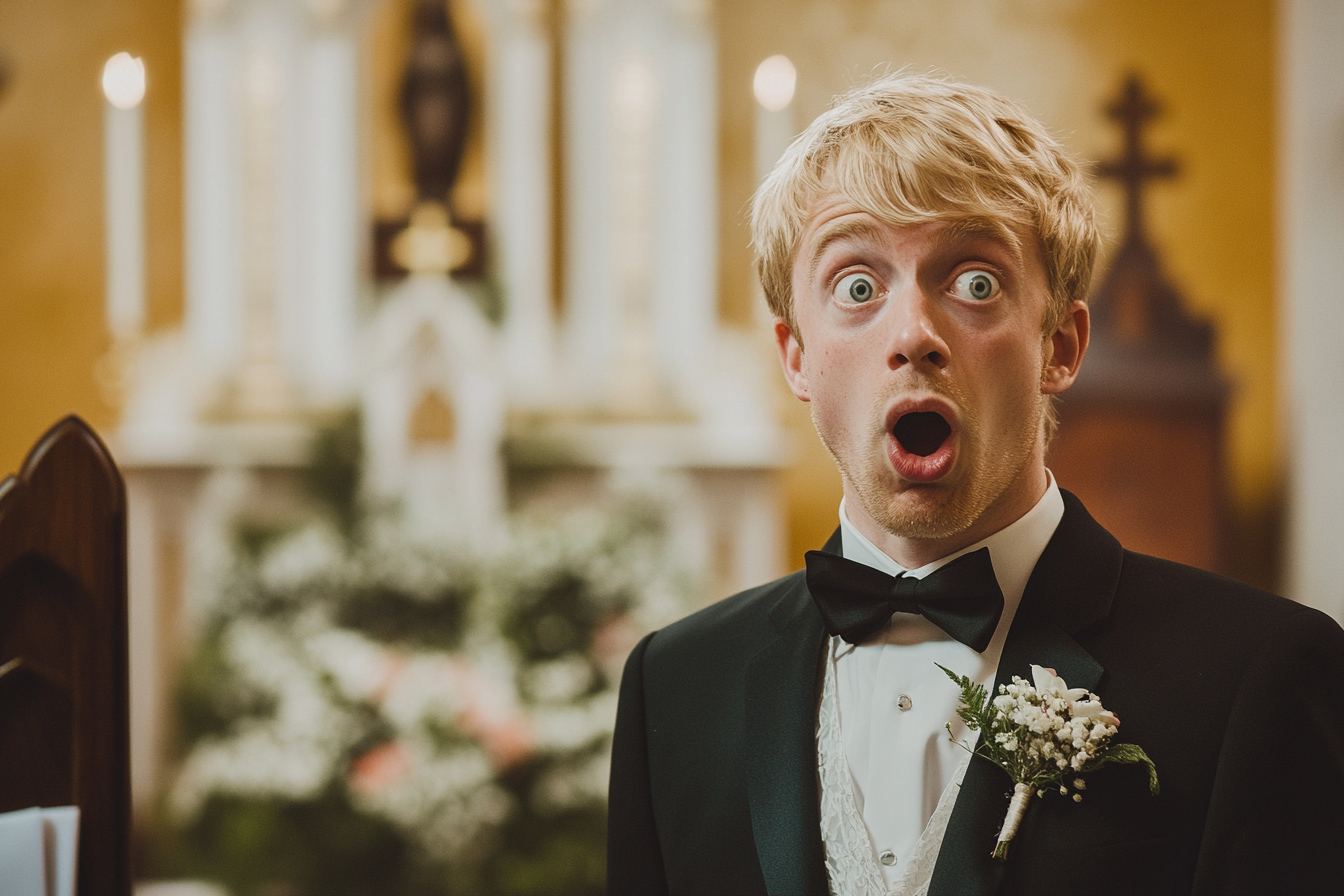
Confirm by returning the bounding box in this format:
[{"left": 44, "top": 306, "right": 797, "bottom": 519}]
[
  {"left": 974, "top": 337, "right": 1046, "bottom": 420},
  {"left": 803, "top": 352, "right": 866, "bottom": 430}
]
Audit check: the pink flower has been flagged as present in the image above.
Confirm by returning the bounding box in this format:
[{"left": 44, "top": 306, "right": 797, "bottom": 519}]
[
  {"left": 448, "top": 658, "right": 535, "bottom": 769},
  {"left": 349, "top": 740, "right": 412, "bottom": 797}
]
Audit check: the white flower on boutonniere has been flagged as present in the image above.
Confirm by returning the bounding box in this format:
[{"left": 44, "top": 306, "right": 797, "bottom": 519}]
[{"left": 938, "top": 662, "right": 1159, "bottom": 861}]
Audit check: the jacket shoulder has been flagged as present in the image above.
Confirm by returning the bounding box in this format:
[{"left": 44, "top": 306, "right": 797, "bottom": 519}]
[
  {"left": 1112, "top": 550, "right": 1344, "bottom": 647},
  {"left": 642, "top": 570, "right": 813, "bottom": 673},
  {"left": 1121, "top": 549, "right": 1329, "bottom": 620}
]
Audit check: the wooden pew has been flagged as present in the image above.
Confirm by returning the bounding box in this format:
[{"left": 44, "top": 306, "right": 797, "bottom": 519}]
[{"left": 0, "top": 416, "right": 130, "bottom": 895}]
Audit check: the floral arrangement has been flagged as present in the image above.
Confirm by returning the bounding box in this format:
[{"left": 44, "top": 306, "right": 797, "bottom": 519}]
[
  {"left": 939, "top": 663, "right": 1158, "bottom": 860},
  {"left": 148, "top": 417, "right": 693, "bottom": 895}
]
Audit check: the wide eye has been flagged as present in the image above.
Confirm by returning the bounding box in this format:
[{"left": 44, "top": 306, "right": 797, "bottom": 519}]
[
  {"left": 835, "top": 272, "right": 877, "bottom": 304},
  {"left": 953, "top": 270, "right": 999, "bottom": 301}
]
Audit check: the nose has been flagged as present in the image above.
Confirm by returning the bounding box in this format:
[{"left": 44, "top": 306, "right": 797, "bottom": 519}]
[{"left": 884, "top": 283, "right": 949, "bottom": 372}]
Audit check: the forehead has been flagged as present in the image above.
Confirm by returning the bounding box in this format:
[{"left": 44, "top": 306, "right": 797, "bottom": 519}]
[{"left": 793, "top": 193, "right": 1027, "bottom": 277}]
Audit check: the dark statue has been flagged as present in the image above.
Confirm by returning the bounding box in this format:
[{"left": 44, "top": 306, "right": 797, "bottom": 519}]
[{"left": 400, "top": 0, "right": 472, "bottom": 207}]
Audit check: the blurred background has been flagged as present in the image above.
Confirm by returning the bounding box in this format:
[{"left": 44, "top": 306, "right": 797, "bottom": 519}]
[{"left": 1, "top": 0, "right": 1341, "bottom": 893}]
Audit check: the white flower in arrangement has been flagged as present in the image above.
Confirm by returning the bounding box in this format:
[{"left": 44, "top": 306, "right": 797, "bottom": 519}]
[
  {"left": 257, "top": 523, "right": 349, "bottom": 592},
  {"left": 170, "top": 619, "right": 357, "bottom": 816},
  {"left": 378, "top": 653, "right": 462, "bottom": 730},
  {"left": 940, "top": 663, "right": 1159, "bottom": 861},
  {"left": 529, "top": 690, "right": 620, "bottom": 753},
  {"left": 525, "top": 654, "right": 597, "bottom": 704},
  {"left": 303, "top": 626, "right": 398, "bottom": 702},
  {"left": 1030, "top": 664, "right": 1089, "bottom": 704}
]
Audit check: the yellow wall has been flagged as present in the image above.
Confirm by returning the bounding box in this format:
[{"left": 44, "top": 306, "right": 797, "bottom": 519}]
[
  {"left": 0, "top": 0, "right": 182, "bottom": 474},
  {"left": 716, "top": 0, "right": 1279, "bottom": 576}
]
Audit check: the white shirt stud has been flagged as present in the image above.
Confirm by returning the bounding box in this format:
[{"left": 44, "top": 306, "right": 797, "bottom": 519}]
[
  {"left": 879, "top": 849, "right": 897, "bottom": 865},
  {"left": 896, "top": 694, "right": 912, "bottom": 711}
]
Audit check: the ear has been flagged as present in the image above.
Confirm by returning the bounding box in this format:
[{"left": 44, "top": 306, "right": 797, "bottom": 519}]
[
  {"left": 1041, "top": 301, "right": 1089, "bottom": 395},
  {"left": 774, "top": 319, "right": 810, "bottom": 402}
]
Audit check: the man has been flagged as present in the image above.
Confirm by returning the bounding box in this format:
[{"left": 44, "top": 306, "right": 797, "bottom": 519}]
[{"left": 607, "top": 74, "right": 1344, "bottom": 896}]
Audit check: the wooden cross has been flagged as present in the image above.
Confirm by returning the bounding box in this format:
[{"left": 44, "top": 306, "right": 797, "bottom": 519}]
[{"left": 1096, "top": 74, "right": 1179, "bottom": 240}]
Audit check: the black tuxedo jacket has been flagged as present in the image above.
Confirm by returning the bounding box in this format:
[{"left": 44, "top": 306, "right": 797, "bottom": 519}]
[{"left": 607, "top": 491, "right": 1344, "bottom": 895}]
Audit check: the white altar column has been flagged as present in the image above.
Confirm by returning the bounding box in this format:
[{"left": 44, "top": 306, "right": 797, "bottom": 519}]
[
  {"left": 650, "top": 0, "right": 718, "bottom": 409},
  {"left": 297, "top": 2, "right": 363, "bottom": 405},
  {"left": 185, "top": 1, "right": 246, "bottom": 380},
  {"left": 561, "top": 0, "right": 719, "bottom": 410},
  {"left": 562, "top": 0, "right": 625, "bottom": 405},
  {"left": 235, "top": 4, "right": 297, "bottom": 417},
  {"left": 731, "top": 471, "right": 786, "bottom": 592},
  {"left": 1279, "top": 0, "right": 1344, "bottom": 623},
  {"left": 186, "top": 0, "right": 366, "bottom": 411},
  {"left": 481, "top": 0, "right": 556, "bottom": 407}
]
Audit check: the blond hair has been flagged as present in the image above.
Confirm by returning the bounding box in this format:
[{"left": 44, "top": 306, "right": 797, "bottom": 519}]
[{"left": 750, "top": 72, "right": 1099, "bottom": 339}]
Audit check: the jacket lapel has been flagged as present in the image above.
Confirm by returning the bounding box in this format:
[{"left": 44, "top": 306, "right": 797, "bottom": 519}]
[
  {"left": 745, "top": 563, "right": 831, "bottom": 896},
  {"left": 928, "top": 491, "right": 1121, "bottom": 896}
]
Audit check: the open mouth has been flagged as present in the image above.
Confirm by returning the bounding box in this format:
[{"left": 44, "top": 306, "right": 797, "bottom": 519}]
[{"left": 893, "top": 411, "right": 952, "bottom": 457}]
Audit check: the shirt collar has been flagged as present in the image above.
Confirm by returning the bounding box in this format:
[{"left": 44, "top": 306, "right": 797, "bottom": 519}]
[{"left": 838, "top": 470, "right": 1065, "bottom": 608}]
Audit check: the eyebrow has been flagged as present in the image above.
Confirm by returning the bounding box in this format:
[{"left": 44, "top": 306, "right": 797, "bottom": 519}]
[
  {"left": 805, "top": 218, "right": 888, "bottom": 283},
  {"left": 933, "top": 217, "right": 1025, "bottom": 267}
]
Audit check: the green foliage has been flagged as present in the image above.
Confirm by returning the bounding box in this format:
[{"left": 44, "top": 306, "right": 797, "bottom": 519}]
[
  {"left": 1090, "top": 742, "right": 1161, "bottom": 795},
  {"left": 938, "top": 663, "right": 991, "bottom": 732},
  {"left": 477, "top": 748, "right": 610, "bottom": 896},
  {"left": 303, "top": 409, "right": 364, "bottom": 540},
  {"left": 332, "top": 584, "right": 470, "bottom": 651},
  {"left": 149, "top": 786, "right": 434, "bottom": 896},
  {"left": 483, "top": 803, "right": 607, "bottom": 896},
  {"left": 502, "top": 571, "right": 629, "bottom": 664},
  {"left": 176, "top": 630, "right": 278, "bottom": 746},
  {"left": 234, "top": 520, "right": 291, "bottom": 563}
]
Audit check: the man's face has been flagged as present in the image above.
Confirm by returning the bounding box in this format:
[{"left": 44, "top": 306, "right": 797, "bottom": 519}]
[{"left": 776, "top": 194, "right": 1086, "bottom": 561}]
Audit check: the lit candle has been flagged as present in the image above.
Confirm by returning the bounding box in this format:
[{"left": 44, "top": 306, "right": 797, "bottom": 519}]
[
  {"left": 102, "top": 52, "right": 146, "bottom": 342},
  {"left": 753, "top": 54, "right": 796, "bottom": 184}
]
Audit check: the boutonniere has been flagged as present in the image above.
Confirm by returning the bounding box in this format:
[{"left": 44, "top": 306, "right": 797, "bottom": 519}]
[{"left": 938, "top": 663, "right": 1159, "bottom": 860}]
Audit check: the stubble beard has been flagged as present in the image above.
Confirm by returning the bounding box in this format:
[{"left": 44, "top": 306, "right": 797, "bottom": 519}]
[{"left": 815, "top": 381, "right": 1044, "bottom": 542}]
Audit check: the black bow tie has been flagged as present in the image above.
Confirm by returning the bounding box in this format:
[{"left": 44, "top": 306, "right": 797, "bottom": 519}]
[{"left": 805, "top": 546, "right": 1005, "bottom": 652}]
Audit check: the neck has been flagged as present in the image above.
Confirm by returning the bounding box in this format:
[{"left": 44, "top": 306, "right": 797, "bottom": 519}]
[{"left": 846, "top": 465, "right": 1050, "bottom": 569}]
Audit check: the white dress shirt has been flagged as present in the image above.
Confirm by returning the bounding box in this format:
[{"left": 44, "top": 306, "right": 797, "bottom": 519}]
[{"left": 832, "top": 473, "right": 1064, "bottom": 889}]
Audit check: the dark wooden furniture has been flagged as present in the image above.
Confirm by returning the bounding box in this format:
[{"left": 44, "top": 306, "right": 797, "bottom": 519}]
[
  {"left": 1048, "top": 74, "right": 1229, "bottom": 572},
  {"left": 0, "top": 416, "right": 131, "bottom": 895}
]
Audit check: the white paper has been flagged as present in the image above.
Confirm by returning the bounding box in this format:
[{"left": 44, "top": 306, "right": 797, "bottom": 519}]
[
  {"left": 0, "top": 805, "right": 80, "bottom": 896},
  {"left": 0, "top": 807, "right": 45, "bottom": 896},
  {"left": 41, "top": 807, "right": 79, "bottom": 896}
]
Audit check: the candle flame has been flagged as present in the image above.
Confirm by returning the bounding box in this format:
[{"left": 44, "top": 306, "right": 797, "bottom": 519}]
[
  {"left": 754, "top": 55, "right": 796, "bottom": 112},
  {"left": 102, "top": 53, "right": 145, "bottom": 110}
]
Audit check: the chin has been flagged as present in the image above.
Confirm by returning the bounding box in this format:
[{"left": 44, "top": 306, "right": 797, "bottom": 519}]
[
  {"left": 863, "top": 482, "right": 982, "bottom": 541},
  {"left": 846, "top": 436, "right": 1032, "bottom": 544}
]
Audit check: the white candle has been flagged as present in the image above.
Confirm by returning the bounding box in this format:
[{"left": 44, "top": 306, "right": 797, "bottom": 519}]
[
  {"left": 102, "top": 52, "right": 146, "bottom": 342},
  {"left": 753, "top": 54, "right": 797, "bottom": 185}
]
